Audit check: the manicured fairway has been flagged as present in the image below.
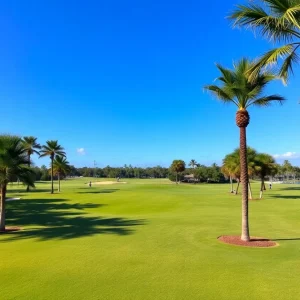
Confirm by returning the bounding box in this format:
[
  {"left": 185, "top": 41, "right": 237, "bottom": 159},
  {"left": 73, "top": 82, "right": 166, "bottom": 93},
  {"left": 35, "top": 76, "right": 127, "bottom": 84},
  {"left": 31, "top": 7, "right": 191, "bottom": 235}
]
[{"left": 1, "top": 179, "right": 300, "bottom": 300}]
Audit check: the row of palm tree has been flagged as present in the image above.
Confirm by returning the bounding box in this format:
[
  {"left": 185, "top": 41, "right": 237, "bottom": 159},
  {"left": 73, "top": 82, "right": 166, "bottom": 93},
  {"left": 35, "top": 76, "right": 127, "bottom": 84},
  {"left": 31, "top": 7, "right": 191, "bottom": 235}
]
[
  {"left": 21, "top": 137, "right": 68, "bottom": 194},
  {"left": 0, "top": 136, "right": 69, "bottom": 231},
  {"left": 205, "top": 0, "right": 300, "bottom": 241},
  {"left": 222, "top": 147, "right": 277, "bottom": 199}
]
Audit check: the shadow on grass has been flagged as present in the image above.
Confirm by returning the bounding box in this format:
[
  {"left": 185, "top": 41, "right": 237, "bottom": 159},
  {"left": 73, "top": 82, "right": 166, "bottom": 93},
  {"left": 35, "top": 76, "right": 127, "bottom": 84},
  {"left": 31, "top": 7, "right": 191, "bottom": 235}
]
[
  {"left": 271, "top": 194, "right": 300, "bottom": 200},
  {"left": 3, "top": 199, "right": 145, "bottom": 241},
  {"left": 280, "top": 187, "right": 300, "bottom": 191},
  {"left": 77, "top": 189, "right": 119, "bottom": 194}
]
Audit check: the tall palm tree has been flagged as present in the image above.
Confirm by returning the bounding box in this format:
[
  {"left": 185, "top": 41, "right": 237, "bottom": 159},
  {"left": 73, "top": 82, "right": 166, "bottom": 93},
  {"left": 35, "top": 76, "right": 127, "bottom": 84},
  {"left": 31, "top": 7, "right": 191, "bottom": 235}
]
[
  {"left": 22, "top": 136, "right": 41, "bottom": 191},
  {"left": 40, "top": 141, "right": 66, "bottom": 194},
  {"left": 189, "top": 159, "right": 198, "bottom": 169},
  {"left": 255, "top": 153, "right": 277, "bottom": 199},
  {"left": 53, "top": 155, "right": 70, "bottom": 192},
  {"left": 229, "top": 0, "right": 300, "bottom": 84},
  {"left": 204, "top": 58, "right": 284, "bottom": 241},
  {"left": 0, "top": 135, "right": 35, "bottom": 231}
]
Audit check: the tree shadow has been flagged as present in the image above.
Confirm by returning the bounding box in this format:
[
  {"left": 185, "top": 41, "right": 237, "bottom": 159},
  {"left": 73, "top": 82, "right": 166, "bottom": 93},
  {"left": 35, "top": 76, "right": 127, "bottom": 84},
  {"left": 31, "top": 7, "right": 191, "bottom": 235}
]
[
  {"left": 271, "top": 194, "right": 300, "bottom": 200},
  {"left": 2, "top": 199, "right": 145, "bottom": 241},
  {"left": 77, "top": 189, "right": 119, "bottom": 194},
  {"left": 280, "top": 187, "right": 300, "bottom": 191}
]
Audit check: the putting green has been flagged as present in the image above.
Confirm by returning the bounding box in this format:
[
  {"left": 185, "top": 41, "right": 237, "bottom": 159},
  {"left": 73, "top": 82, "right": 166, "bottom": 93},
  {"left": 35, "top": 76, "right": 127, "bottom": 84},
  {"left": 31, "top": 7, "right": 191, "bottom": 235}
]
[{"left": 1, "top": 178, "right": 300, "bottom": 300}]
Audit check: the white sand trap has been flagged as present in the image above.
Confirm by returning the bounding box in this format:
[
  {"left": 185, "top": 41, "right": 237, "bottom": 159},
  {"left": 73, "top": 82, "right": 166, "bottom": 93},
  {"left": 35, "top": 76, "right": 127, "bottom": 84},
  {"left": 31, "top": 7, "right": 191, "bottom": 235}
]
[
  {"left": 86, "top": 181, "right": 127, "bottom": 185},
  {"left": 6, "top": 198, "right": 21, "bottom": 201}
]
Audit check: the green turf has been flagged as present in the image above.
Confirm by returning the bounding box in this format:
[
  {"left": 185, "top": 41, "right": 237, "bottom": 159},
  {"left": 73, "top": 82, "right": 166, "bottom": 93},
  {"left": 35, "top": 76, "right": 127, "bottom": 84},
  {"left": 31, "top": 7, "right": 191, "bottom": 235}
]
[{"left": 1, "top": 178, "right": 300, "bottom": 300}]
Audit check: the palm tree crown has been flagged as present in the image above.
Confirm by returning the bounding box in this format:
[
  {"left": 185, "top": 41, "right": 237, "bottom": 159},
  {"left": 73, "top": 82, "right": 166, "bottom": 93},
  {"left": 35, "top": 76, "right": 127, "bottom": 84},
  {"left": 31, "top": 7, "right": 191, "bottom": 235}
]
[
  {"left": 189, "top": 159, "right": 198, "bottom": 169},
  {"left": 229, "top": 0, "right": 300, "bottom": 83},
  {"left": 22, "top": 136, "right": 41, "bottom": 157},
  {"left": 40, "top": 140, "right": 66, "bottom": 159},
  {"left": 204, "top": 58, "right": 285, "bottom": 109}
]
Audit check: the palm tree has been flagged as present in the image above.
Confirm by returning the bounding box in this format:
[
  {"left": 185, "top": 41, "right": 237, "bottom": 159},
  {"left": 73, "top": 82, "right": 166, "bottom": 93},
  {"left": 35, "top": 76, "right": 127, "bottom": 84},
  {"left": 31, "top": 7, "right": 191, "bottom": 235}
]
[
  {"left": 222, "top": 152, "right": 240, "bottom": 193},
  {"left": 229, "top": 0, "right": 300, "bottom": 84},
  {"left": 22, "top": 136, "right": 41, "bottom": 191},
  {"left": 40, "top": 141, "right": 66, "bottom": 194},
  {"left": 282, "top": 159, "right": 294, "bottom": 182},
  {"left": 255, "top": 153, "right": 277, "bottom": 199},
  {"left": 53, "top": 155, "right": 70, "bottom": 192},
  {"left": 204, "top": 58, "right": 284, "bottom": 241},
  {"left": 0, "top": 135, "right": 35, "bottom": 231},
  {"left": 222, "top": 147, "right": 257, "bottom": 197},
  {"left": 189, "top": 159, "right": 198, "bottom": 169},
  {"left": 170, "top": 160, "right": 186, "bottom": 184}
]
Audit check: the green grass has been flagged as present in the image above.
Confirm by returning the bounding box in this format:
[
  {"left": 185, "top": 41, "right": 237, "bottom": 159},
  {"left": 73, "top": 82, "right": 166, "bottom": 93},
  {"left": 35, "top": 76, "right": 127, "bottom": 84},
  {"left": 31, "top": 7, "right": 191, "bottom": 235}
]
[{"left": 1, "top": 178, "right": 300, "bottom": 299}]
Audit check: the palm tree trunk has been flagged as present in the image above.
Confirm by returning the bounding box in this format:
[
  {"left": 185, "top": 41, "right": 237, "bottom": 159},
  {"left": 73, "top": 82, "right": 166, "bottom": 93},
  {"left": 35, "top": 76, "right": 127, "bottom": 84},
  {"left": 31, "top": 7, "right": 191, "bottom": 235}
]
[
  {"left": 248, "top": 182, "right": 252, "bottom": 200},
  {"left": 240, "top": 126, "right": 250, "bottom": 241},
  {"left": 51, "top": 158, "right": 54, "bottom": 194},
  {"left": 235, "top": 179, "right": 240, "bottom": 195},
  {"left": 259, "top": 178, "right": 264, "bottom": 199},
  {"left": 58, "top": 172, "right": 60, "bottom": 192},
  {"left": 176, "top": 172, "right": 178, "bottom": 184},
  {"left": 0, "top": 185, "right": 7, "bottom": 231},
  {"left": 26, "top": 154, "right": 31, "bottom": 192},
  {"left": 230, "top": 176, "right": 233, "bottom": 193}
]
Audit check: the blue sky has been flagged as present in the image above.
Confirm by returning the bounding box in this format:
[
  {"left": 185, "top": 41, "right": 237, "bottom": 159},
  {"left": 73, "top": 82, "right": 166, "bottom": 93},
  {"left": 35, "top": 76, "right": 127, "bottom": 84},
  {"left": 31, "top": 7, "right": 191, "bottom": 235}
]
[{"left": 1, "top": 0, "right": 300, "bottom": 167}]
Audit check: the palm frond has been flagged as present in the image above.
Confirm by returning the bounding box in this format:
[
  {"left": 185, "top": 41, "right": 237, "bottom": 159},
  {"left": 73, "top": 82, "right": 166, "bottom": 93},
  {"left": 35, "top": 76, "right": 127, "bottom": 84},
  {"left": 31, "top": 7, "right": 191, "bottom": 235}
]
[
  {"left": 204, "top": 85, "right": 239, "bottom": 106},
  {"left": 248, "top": 94, "right": 285, "bottom": 107},
  {"left": 247, "top": 44, "right": 296, "bottom": 81},
  {"left": 278, "top": 43, "right": 300, "bottom": 83}
]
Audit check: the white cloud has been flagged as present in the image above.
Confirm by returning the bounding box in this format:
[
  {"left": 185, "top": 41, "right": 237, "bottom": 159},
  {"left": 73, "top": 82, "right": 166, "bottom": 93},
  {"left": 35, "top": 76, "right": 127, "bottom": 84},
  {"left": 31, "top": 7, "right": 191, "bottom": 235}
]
[
  {"left": 77, "top": 148, "right": 86, "bottom": 155},
  {"left": 273, "top": 152, "right": 299, "bottom": 159}
]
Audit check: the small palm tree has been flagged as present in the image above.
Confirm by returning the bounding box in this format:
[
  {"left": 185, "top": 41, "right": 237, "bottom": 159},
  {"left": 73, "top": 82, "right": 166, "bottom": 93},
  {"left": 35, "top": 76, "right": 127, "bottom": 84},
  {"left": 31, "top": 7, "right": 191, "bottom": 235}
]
[
  {"left": 22, "top": 136, "right": 41, "bottom": 191},
  {"left": 53, "top": 155, "right": 70, "bottom": 192},
  {"left": 222, "top": 152, "right": 240, "bottom": 193},
  {"left": 204, "top": 58, "right": 284, "bottom": 241},
  {"left": 0, "top": 135, "right": 35, "bottom": 231},
  {"left": 40, "top": 141, "right": 66, "bottom": 194},
  {"left": 170, "top": 160, "right": 186, "bottom": 184},
  {"left": 222, "top": 147, "right": 257, "bottom": 197},
  {"left": 229, "top": 0, "right": 300, "bottom": 84},
  {"left": 189, "top": 159, "right": 198, "bottom": 169},
  {"left": 255, "top": 153, "right": 277, "bottom": 199}
]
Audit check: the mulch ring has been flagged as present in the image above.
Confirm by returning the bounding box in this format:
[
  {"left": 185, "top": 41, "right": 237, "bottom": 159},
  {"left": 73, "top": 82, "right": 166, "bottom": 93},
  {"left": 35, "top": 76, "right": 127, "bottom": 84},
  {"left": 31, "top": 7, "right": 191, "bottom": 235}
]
[
  {"left": 218, "top": 235, "right": 278, "bottom": 248},
  {"left": 0, "top": 227, "right": 21, "bottom": 234}
]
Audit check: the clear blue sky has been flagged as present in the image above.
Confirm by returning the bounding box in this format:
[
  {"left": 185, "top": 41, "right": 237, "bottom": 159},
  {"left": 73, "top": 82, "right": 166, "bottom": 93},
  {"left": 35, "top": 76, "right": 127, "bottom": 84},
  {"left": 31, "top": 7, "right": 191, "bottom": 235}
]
[{"left": 1, "top": 0, "right": 300, "bottom": 168}]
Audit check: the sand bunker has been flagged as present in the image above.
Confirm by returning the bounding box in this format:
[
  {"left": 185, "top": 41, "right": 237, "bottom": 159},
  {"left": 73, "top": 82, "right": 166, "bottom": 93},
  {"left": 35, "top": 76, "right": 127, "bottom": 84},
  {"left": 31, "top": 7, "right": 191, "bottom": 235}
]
[
  {"left": 6, "top": 198, "right": 21, "bottom": 201},
  {"left": 87, "top": 181, "right": 127, "bottom": 185}
]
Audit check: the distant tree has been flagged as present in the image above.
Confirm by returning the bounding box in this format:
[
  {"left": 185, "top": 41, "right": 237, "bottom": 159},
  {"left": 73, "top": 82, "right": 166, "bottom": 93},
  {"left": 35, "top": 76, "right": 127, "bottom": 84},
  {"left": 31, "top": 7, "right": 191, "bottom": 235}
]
[
  {"left": 40, "top": 140, "right": 66, "bottom": 194},
  {"left": 222, "top": 152, "right": 240, "bottom": 193},
  {"left": 0, "top": 135, "right": 35, "bottom": 231},
  {"left": 255, "top": 153, "right": 277, "bottom": 199},
  {"left": 40, "top": 165, "right": 50, "bottom": 181},
  {"left": 189, "top": 159, "right": 198, "bottom": 169},
  {"left": 53, "top": 155, "right": 70, "bottom": 192},
  {"left": 170, "top": 160, "right": 186, "bottom": 184},
  {"left": 22, "top": 136, "right": 41, "bottom": 191},
  {"left": 282, "top": 160, "right": 293, "bottom": 182}
]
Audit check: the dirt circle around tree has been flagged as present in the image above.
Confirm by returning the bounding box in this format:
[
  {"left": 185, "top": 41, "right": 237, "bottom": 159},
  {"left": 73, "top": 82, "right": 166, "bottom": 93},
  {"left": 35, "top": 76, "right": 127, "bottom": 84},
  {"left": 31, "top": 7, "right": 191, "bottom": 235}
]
[
  {"left": 218, "top": 235, "right": 278, "bottom": 248},
  {"left": 0, "top": 227, "right": 21, "bottom": 234}
]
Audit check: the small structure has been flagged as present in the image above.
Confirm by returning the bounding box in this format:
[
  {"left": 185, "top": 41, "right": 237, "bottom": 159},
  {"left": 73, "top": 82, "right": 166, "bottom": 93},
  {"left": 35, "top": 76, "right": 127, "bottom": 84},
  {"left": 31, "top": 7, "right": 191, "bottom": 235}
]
[{"left": 183, "top": 174, "right": 197, "bottom": 183}]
